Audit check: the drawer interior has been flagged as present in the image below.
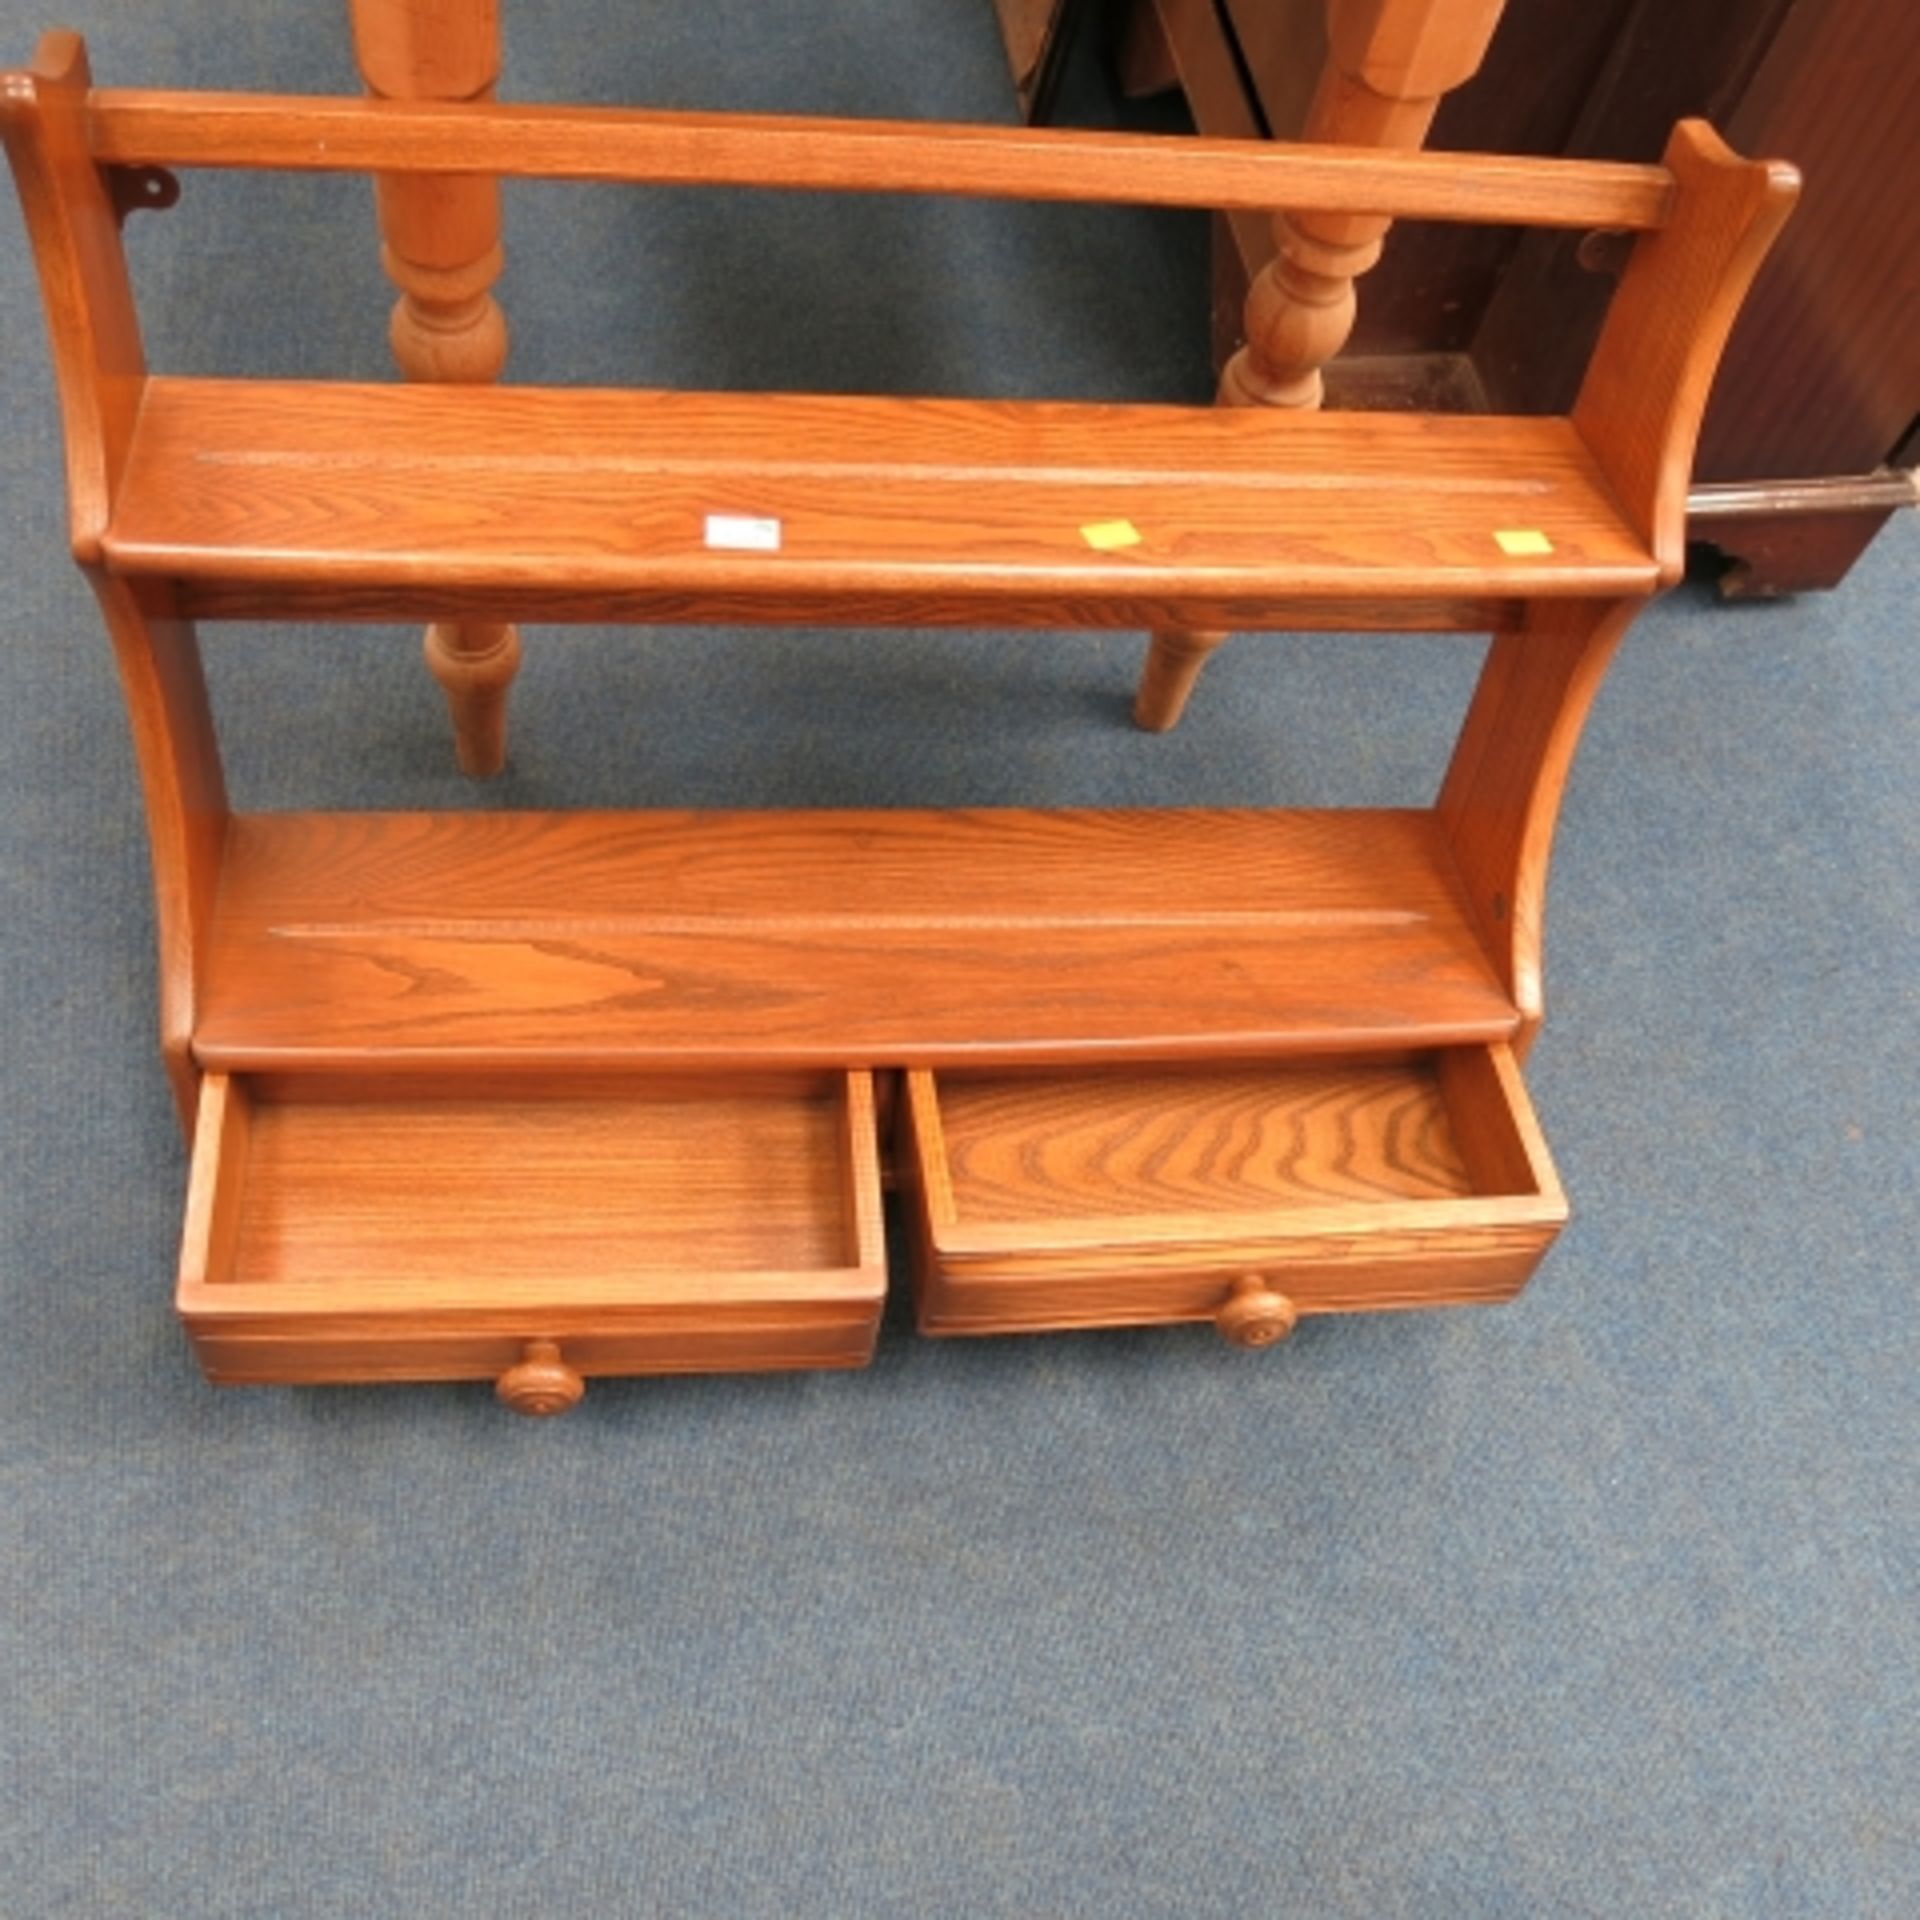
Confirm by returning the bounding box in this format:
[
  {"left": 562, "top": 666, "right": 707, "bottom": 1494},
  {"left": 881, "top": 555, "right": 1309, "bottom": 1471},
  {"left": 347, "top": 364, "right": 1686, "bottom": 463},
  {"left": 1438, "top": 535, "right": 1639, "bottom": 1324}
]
[
  {"left": 920, "top": 1049, "right": 1558, "bottom": 1237},
  {"left": 180, "top": 1070, "right": 885, "bottom": 1346},
  {"left": 905, "top": 1047, "right": 1566, "bottom": 1335}
]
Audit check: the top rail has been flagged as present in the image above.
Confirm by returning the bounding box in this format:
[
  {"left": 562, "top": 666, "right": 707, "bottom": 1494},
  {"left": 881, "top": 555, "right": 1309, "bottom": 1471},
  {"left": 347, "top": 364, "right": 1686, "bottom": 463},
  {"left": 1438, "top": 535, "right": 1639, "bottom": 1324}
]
[{"left": 84, "top": 90, "right": 1675, "bottom": 230}]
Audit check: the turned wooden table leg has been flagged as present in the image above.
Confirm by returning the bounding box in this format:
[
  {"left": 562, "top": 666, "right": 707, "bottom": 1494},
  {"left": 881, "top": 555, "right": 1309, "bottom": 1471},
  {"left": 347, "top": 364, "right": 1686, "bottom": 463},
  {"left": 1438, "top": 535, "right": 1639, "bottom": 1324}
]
[
  {"left": 423, "top": 618, "right": 521, "bottom": 776},
  {"left": 349, "top": 0, "right": 519, "bottom": 777},
  {"left": 1131, "top": 625, "right": 1226, "bottom": 732},
  {"left": 1134, "top": 0, "right": 1508, "bottom": 733}
]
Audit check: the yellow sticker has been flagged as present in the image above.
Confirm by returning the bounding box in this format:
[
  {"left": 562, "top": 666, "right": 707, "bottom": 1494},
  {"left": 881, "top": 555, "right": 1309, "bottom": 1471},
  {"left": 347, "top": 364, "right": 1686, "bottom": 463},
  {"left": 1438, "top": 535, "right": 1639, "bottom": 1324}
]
[
  {"left": 1495, "top": 528, "right": 1555, "bottom": 556},
  {"left": 1081, "top": 518, "right": 1144, "bottom": 552}
]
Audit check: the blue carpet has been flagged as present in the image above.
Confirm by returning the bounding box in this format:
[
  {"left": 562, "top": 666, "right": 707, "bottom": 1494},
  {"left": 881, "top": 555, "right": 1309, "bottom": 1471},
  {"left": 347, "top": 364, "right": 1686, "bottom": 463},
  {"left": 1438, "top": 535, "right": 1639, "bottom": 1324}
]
[{"left": 1, "top": 5, "right": 1915, "bottom": 1915}]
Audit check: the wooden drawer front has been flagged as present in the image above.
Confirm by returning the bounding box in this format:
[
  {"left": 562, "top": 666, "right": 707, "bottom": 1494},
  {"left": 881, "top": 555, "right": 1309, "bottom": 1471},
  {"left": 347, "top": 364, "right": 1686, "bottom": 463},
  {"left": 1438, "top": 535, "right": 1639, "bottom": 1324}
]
[
  {"left": 178, "top": 1071, "right": 886, "bottom": 1410},
  {"left": 905, "top": 1047, "right": 1565, "bottom": 1340}
]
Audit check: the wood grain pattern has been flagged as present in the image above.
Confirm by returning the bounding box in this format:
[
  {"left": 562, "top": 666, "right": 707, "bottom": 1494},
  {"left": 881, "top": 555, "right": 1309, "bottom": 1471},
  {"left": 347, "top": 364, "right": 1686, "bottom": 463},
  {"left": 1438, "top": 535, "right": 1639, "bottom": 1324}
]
[
  {"left": 0, "top": 31, "right": 146, "bottom": 563},
  {"left": 347, "top": 0, "right": 506, "bottom": 385},
  {"left": 1219, "top": 0, "right": 1509, "bottom": 412},
  {"left": 347, "top": 0, "right": 519, "bottom": 778},
  {"left": 1437, "top": 596, "right": 1636, "bottom": 1049},
  {"left": 2, "top": 36, "right": 1802, "bottom": 1396},
  {"left": 1184, "top": 0, "right": 1645, "bottom": 364},
  {"left": 191, "top": 807, "right": 1518, "bottom": 1072},
  {"left": 86, "top": 573, "right": 228, "bottom": 1129},
  {"left": 910, "top": 1229, "right": 1559, "bottom": 1331},
  {"left": 1138, "top": 0, "right": 1532, "bottom": 732},
  {"left": 177, "top": 1069, "right": 250, "bottom": 1297},
  {"left": 231, "top": 1090, "right": 852, "bottom": 1280},
  {"left": 177, "top": 1069, "right": 887, "bottom": 1393},
  {"left": 103, "top": 379, "right": 1659, "bottom": 624},
  {"left": 1699, "top": 0, "right": 1920, "bottom": 486},
  {"left": 1573, "top": 120, "right": 1798, "bottom": 582},
  {"left": 1138, "top": 96, "right": 1793, "bottom": 725},
  {"left": 84, "top": 88, "right": 1674, "bottom": 228},
  {"left": 904, "top": 1044, "right": 1565, "bottom": 1334},
  {"left": 3, "top": 36, "right": 231, "bottom": 1131},
  {"left": 935, "top": 1063, "right": 1478, "bottom": 1223},
  {"left": 187, "top": 1320, "right": 882, "bottom": 1388},
  {"left": 1436, "top": 1042, "right": 1553, "bottom": 1194},
  {"left": 1460, "top": 0, "right": 1792, "bottom": 422},
  {"left": 165, "top": 578, "right": 1520, "bottom": 634}
]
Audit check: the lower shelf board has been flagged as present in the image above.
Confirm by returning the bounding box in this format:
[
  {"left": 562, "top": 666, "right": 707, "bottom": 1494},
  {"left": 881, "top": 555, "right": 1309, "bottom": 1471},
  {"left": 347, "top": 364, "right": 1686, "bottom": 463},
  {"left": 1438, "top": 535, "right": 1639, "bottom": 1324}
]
[
  {"left": 177, "top": 1070, "right": 887, "bottom": 1411},
  {"left": 902, "top": 1044, "right": 1567, "bottom": 1339},
  {"left": 193, "top": 805, "right": 1517, "bottom": 1072}
]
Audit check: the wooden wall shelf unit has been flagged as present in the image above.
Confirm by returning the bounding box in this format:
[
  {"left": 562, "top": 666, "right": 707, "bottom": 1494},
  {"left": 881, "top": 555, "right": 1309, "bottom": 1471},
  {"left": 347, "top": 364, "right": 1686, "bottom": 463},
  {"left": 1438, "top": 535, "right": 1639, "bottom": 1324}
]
[{"left": 2, "top": 30, "right": 1794, "bottom": 1413}]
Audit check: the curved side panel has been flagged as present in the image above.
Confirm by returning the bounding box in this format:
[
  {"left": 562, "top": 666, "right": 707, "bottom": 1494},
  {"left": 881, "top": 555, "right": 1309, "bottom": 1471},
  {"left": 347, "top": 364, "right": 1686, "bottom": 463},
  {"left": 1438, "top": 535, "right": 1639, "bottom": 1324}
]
[
  {"left": 0, "top": 30, "right": 146, "bottom": 563},
  {"left": 1575, "top": 120, "right": 1800, "bottom": 584},
  {"left": 85, "top": 571, "right": 228, "bottom": 1133},
  {"left": 1437, "top": 597, "right": 1638, "bottom": 1051}
]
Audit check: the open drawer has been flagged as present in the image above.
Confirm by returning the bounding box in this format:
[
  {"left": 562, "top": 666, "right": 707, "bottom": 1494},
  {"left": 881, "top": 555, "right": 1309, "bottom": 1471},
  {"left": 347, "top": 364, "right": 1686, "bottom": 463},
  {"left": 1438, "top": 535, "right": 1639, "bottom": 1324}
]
[
  {"left": 178, "top": 1071, "right": 886, "bottom": 1412},
  {"left": 903, "top": 1046, "right": 1565, "bottom": 1344}
]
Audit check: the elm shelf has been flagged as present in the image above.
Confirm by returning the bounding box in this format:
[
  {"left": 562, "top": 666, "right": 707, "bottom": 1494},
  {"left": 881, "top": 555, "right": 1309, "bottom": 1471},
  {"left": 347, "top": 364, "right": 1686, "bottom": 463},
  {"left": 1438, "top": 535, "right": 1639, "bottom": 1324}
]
[
  {"left": 2, "top": 31, "right": 1795, "bottom": 1411},
  {"left": 106, "top": 378, "right": 1658, "bottom": 630},
  {"left": 195, "top": 807, "right": 1516, "bottom": 1073}
]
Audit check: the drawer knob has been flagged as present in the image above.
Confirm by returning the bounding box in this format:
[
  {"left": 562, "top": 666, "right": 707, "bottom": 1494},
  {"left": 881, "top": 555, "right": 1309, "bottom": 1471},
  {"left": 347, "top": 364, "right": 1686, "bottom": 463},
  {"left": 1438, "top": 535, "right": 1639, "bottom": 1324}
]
[
  {"left": 1215, "top": 1277, "right": 1298, "bottom": 1349},
  {"left": 496, "top": 1339, "right": 585, "bottom": 1416}
]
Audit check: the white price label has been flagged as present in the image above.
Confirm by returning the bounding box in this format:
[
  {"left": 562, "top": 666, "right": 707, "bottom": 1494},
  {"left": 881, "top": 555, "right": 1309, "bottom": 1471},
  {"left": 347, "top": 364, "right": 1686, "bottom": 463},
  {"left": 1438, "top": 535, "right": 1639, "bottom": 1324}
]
[{"left": 704, "top": 513, "right": 783, "bottom": 553}]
